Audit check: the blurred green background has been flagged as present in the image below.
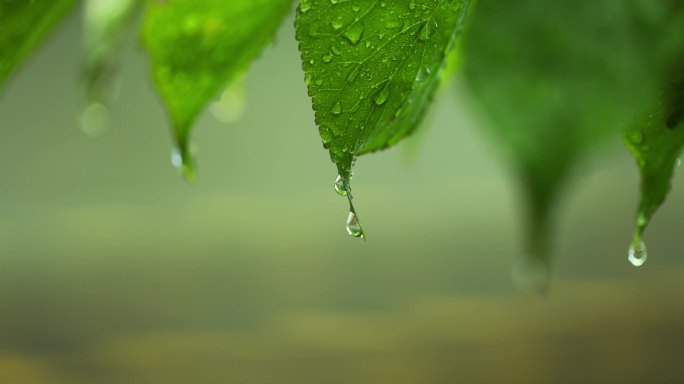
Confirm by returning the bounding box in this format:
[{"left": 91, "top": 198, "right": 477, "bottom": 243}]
[{"left": 1, "top": 9, "right": 684, "bottom": 384}]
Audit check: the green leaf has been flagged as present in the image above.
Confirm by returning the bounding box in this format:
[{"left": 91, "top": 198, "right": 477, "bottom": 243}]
[
  {"left": 295, "top": 0, "right": 472, "bottom": 180},
  {"left": 0, "top": 0, "right": 76, "bottom": 93},
  {"left": 462, "top": 0, "right": 684, "bottom": 269},
  {"left": 142, "top": 0, "right": 294, "bottom": 180},
  {"left": 624, "top": 60, "right": 684, "bottom": 265}
]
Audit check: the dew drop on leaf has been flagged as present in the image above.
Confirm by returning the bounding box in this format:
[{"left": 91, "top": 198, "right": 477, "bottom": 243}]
[
  {"left": 628, "top": 240, "right": 648, "bottom": 267},
  {"left": 347, "top": 64, "right": 361, "bottom": 82},
  {"left": 331, "top": 100, "right": 343, "bottom": 115},
  {"left": 343, "top": 24, "right": 364, "bottom": 45},
  {"left": 415, "top": 66, "right": 431, "bottom": 83},
  {"left": 418, "top": 18, "right": 438, "bottom": 41},
  {"left": 627, "top": 130, "right": 645, "bottom": 145},
  {"left": 300, "top": 0, "right": 311, "bottom": 14},
  {"left": 331, "top": 17, "right": 344, "bottom": 30},
  {"left": 373, "top": 85, "right": 391, "bottom": 105}
]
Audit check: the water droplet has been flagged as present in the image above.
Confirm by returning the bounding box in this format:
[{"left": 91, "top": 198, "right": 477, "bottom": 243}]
[
  {"left": 171, "top": 146, "right": 196, "bottom": 182},
  {"left": 628, "top": 241, "right": 647, "bottom": 267},
  {"left": 331, "top": 18, "right": 344, "bottom": 30},
  {"left": 385, "top": 20, "right": 402, "bottom": 29},
  {"left": 334, "top": 175, "right": 349, "bottom": 196},
  {"left": 394, "top": 107, "right": 404, "bottom": 118},
  {"left": 331, "top": 45, "right": 341, "bottom": 55},
  {"left": 80, "top": 102, "right": 110, "bottom": 137},
  {"left": 300, "top": 0, "right": 311, "bottom": 13},
  {"left": 319, "top": 126, "right": 333, "bottom": 148},
  {"left": 628, "top": 130, "right": 645, "bottom": 145},
  {"left": 409, "top": 0, "right": 416, "bottom": 10},
  {"left": 346, "top": 211, "right": 365, "bottom": 238},
  {"left": 171, "top": 148, "right": 183, "bottom": 168},
  {"left": 331, "top": 101, "right": 343, "bottom": 115},
  {"left": 352, "top": 5, "right": 361, "bottom": 12},
  {"left": 347, "top": 65, "right": 361, "bottom": 82},
  {"left": 323, "top": 53, "right": 333, "bottom": 63},
  {"left": 418, "top": 18, "right": 438, "bottom": 41},
  {"left": 343, "top": 24, "right": 364, "bottom": 45},
  {"left": 315, "top": 78, "right": 323, "bottom": 86},
  {"left": 511, "top": 257, "right": 549, "bottom": 294},
  {"left": 415, "top": 66, "right": 431, "bottom": 83},
  {"left": 373, "top": 84, "right": 391, "bottom": 106}
]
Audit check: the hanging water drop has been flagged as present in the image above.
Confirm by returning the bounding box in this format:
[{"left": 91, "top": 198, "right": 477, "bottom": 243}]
[
  {"left": 171, "top": 146, "right": 196, "bottom": 182},
  {"left": 171, "top": 148, "right": 183, "bottom": 168},
  {"left": 346, "top": 211, "right": 365, "bottom": 238},
  {"left": 334, "top": 174, "right": 348, "bottom": 195},
  {"left": 511, "top": 257, "right": 549, "bottom": 294},
  {"left": 80, "top": 102, "right": 110, "bottom": 137},
  {"left": 628, "top": 240, "right": 647, "bottom": 267}
]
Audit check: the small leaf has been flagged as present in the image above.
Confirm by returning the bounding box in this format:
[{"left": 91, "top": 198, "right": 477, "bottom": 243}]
[
  {"left": 0, "top": 0, "right": 77, "bottom": 92},
  {"left": 462, "top": 0, "right": 684, "bottom": 267},
  {"left": 624, "top": 60, "right": 684, "bottom": 253},
  {"left": 142, "top": 0, "right": 294, "bottom": 179},
  {"left": 296, "top": 0, "right": 472, "bottom": 179}
]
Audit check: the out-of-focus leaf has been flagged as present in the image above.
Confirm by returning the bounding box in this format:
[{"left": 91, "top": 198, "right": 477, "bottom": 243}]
[
  {"left": 81, "top": 0, "right": 141, "bottom": 136},
  {"left": 295, "top": 0, "right": 472, "bottom": 181},
  {"left": 462, "top": 0, "right": 684, "bottom": 273},
  {"left": 142, "top": 0, "right": 294, "bottom": 180},
  {"left": 624, "top": 60, "right": 684, "bottom": 266},
  {"left": 0, "top": 0, "right": 76, "bottom": 93}
]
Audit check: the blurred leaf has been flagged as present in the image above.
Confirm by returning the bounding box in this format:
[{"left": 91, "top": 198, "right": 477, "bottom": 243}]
[
  {"left": 142, "top": 0, "right": 294, "bottom": 180},
  {"left": 295, "top": 0, "right": 471, "bottom": 180},
  {"left": 81, "top": 0, "right": 141, "bottom": 136},
  {"left": 624, "top": 60, "right": 684, "bottom": 262},
  {"left": 0, "top": 0, "right": 76, "bottom": 93},
  {"left": 462, "top": 0, "right": 684, "bottom": 270},
  {"left": 82, "top": 0, "right": 141, "bottom": 104}
]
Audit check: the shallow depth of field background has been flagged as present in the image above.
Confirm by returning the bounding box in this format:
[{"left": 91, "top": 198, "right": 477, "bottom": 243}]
[{"left": 1, "top": 10, "right": 684, "bottom": 384}]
